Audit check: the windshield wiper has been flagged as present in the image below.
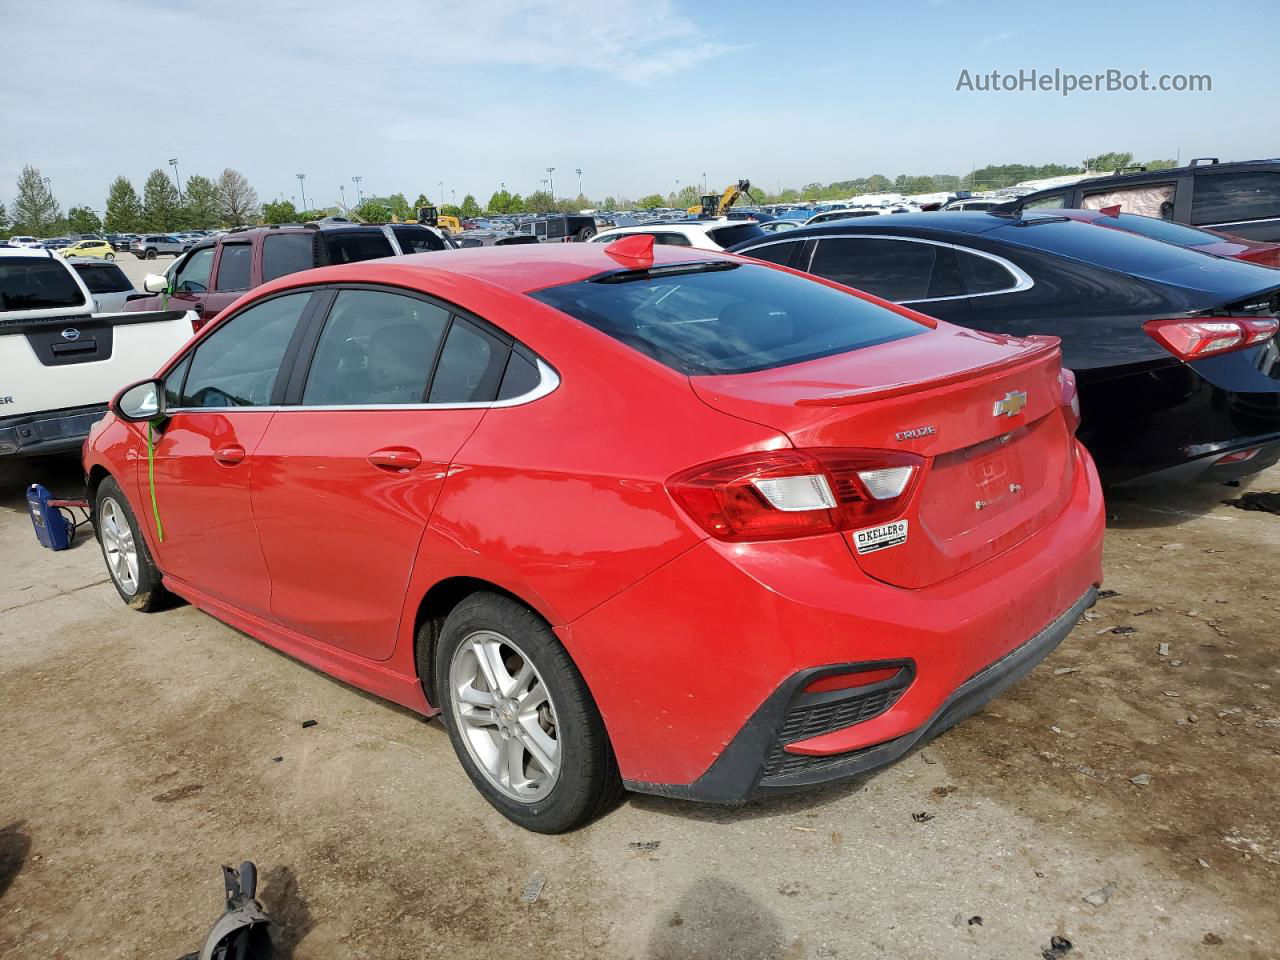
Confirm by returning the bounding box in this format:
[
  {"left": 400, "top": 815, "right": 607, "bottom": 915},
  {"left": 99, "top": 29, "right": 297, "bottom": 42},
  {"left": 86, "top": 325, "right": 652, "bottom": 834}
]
[{"left": 588, "top": 261, "right": 739, "bottom": 284}]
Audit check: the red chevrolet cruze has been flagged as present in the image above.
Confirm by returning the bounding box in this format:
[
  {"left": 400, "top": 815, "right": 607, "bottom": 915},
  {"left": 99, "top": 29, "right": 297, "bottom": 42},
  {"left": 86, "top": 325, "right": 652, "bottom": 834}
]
[{"left": 85, "top": 238, "right": 1104, "bottom": 832}]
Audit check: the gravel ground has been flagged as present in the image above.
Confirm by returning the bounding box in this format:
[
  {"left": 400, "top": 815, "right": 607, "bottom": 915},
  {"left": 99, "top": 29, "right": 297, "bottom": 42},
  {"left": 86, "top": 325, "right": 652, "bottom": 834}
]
[{"left": 1, "top": 454, "right": 1277, "bottom": 960}]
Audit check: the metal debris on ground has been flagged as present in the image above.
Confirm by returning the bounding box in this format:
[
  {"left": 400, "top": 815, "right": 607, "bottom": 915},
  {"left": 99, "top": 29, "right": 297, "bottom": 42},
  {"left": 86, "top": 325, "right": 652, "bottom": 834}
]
[
  {"left": 1096, "top": 589, "right": 1120, "bottom": 599},
  {"left": 1198, "top": 858, "right": 1211, "bottom": 869},
  {"left": 1075, "top": 764, "right": 1108, "bottom": 783},
  {"left": 1053, "top": 667, "right": 1079, "bottom": 675},
  {"left": 1223, "top": 491, "right": 1280, "bottom": 515},
  {"left": 628, "top": 841, "right": 661, "bottom": 851},
  {"left": 1129, "top": 774, "right": 1151, "bottom": 786},
  {"left": 1083, "top": 882, "right": 1118, "bottom": 906},
  {"left": 920, "top": 751, "right": 937, "bottom": 764},
  {"left": 301, "top": 719, "right": 318, "bottom": 729},
  {"left": 1164, "top": 691, "right": 1180, "bottom": 698},
  {"left": 1158, "top": 643, "right": 1170, "bottom": 657},
  {"left": 521, "top": 872, "right": 546, "bottom": 903},
  {"left": 1041, "top": 934, "right": 1074, "bottom": 958},
  {"left": 911, "top": 812, "right": 934, "bottom": 823},
  {"left": 271, "top": 756, "right": 283, "bottom": 763},
  {"left": 1105, "top": 626, "right": 1137, "bottom": 635}
]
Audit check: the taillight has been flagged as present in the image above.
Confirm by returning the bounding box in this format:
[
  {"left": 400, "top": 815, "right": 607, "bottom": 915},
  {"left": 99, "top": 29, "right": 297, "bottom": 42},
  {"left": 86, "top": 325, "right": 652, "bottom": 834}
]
[
  {"left": 667, "top": 448, "right": 923, "bottom": 542},
  {"left": 1058, "top": 367, "right": 1081, "bottom": 433},
  {"left": 1143, "top": 316, "right": 1278, "bottom": 361}
]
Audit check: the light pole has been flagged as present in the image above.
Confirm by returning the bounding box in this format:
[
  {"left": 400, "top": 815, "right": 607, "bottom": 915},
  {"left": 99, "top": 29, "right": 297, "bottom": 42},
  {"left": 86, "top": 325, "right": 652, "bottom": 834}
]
[
  {"left": 438, "top": 181, "right": 444, "bottom": 207},
  {"left": 702, "top": 171, "right": 707, "bottom": 193},
  {"left": 352, "top": 176, "right": 363, "bottom": 204},
  {"left": 296, "top": 173, "right": 307, "bottom": 212},
  {"left": 546, "top": 167, "right": 555, "bottom": 198},
  {"left": 339, "top": 184, "right": 346, "bottom": 209},
  {"left": 575, "top": 168, "right": 582, "bottom": 197},
  {"left": 168, "top": 158, "right": 183, "bottom": 199}
]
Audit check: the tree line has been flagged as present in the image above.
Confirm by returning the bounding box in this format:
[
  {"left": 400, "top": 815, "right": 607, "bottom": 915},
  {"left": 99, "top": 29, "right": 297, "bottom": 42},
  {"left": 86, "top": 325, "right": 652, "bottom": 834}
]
[{"left": 1, "top": 151, "right": 1175, "bottom": 235}]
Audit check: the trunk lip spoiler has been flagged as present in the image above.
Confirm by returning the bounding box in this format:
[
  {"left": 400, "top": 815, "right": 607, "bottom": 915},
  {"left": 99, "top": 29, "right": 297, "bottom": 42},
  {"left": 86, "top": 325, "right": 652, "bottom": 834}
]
[{"left": 783, "top": 335, "right": 1062, "bottom": 407}]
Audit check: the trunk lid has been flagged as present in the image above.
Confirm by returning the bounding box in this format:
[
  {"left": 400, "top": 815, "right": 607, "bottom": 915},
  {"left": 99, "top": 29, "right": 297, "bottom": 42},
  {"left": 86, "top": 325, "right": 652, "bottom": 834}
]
[{"left": 690, "top": 324, "right": 1075, "bottom": 588}]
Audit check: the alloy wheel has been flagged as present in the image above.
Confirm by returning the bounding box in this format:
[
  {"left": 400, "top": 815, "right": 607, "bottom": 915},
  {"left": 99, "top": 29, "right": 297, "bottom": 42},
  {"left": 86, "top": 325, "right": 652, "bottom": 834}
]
[
  {"left": 449, "top": 630, "right": 561, "bottom": 802},
  {"left": 100, "top": 497, "right": 139, "bottom": 595}
]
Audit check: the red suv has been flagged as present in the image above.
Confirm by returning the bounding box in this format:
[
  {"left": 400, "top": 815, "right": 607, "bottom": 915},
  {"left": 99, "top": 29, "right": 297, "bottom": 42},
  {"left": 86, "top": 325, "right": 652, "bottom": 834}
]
[{"left": 85, "top": 241, "right": 1104, "bottom": 832}]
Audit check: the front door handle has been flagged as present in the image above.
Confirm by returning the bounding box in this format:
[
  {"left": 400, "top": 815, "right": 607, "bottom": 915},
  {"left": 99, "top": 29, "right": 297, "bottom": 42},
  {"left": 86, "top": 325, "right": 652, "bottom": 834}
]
[
  {"left": 368, "top": 447, "right": 422, "bottom": 473},
  {"left": 214, "top": 444, "right": 246, "bottom": 465}
]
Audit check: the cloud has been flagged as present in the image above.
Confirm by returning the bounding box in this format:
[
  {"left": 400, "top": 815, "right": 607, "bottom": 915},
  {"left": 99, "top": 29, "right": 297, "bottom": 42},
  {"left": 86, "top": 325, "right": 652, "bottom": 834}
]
[{"left": 975, "top": 30, "right": 1016, "bottom": 49}]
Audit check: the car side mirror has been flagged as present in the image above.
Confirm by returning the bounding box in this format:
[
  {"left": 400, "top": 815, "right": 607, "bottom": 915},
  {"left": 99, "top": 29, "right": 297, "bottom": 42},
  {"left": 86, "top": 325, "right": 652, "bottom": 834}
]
[
  {"left": 112, "top": 379, "right": 165, "bottom": 422},
  {"left": 143, "top": 273, "right": 169, "bottom": 294}
]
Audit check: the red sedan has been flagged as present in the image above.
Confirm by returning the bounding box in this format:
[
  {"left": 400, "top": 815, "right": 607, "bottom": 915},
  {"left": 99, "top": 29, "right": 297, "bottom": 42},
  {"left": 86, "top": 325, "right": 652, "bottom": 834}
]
[
  {"left": 85, "top": 238, "right": 1104, "bottom": 832},
  {"left": 1053, "top": 208, "right": 1280, "bottom": 267}
]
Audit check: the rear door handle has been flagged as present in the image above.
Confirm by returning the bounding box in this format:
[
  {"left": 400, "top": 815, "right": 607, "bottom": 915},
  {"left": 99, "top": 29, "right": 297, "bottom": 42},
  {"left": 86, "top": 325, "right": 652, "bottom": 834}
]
[
  {"left": 214, "top": 444, "right": 246, "bottom": 465},
  {"left": 368, "top": 447, "right": 422, "bottom": 473}
]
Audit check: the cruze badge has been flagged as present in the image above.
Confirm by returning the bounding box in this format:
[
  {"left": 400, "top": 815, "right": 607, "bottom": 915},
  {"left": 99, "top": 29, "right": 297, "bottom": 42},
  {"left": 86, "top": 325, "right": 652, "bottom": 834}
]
[
  {"left": 992, "top": 390, "right": 1028, "bottom": 418},
  {"left": 895, "top": 425, "right": 936, "bottom": 441},
  {"left": 61, "top": 327, "right": 81, "bottom": 341}
]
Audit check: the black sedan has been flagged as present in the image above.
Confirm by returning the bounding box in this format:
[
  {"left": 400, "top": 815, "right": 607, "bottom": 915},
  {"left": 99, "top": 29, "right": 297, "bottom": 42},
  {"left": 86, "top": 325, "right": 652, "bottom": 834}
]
[{"left": 730, "top": 212, "right": 1280, "bottom": 485}]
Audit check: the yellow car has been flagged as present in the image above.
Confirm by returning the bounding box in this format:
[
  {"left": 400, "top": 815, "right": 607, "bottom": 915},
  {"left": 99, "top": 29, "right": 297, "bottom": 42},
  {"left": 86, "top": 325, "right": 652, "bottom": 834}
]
[{"left": 58, "top": 239, "right": 115, "bottom": 261}]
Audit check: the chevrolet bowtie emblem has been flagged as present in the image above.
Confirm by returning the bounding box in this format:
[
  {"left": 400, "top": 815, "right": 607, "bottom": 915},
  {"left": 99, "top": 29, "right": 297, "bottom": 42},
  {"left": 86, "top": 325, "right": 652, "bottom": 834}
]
[{"left": 993, "top": 390, "right": 1028, "bottom": 417}]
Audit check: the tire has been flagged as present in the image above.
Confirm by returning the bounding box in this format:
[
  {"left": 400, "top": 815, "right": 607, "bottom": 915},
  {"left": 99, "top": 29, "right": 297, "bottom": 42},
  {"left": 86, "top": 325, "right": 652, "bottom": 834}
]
[
  {"left": 145, "top": 249, "right": 157, "bottom": 260},
  {"left": 105, "top": 253, "right": 115, "bottom": 261},
  {"left": 95, "top": 476, "right": 167, "bottom": 611},
  {"left": 576, "top": 227, "right": 596, "bottom": 242},
  {"left": 433, "top": 592, "right": 622, "bottom": 832}
]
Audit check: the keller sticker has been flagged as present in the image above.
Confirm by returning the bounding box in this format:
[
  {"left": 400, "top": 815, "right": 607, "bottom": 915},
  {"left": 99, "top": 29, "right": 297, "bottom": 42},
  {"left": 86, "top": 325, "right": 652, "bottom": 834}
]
[{"left": 852, "top": 519, "right": 909, "bottom": 555}]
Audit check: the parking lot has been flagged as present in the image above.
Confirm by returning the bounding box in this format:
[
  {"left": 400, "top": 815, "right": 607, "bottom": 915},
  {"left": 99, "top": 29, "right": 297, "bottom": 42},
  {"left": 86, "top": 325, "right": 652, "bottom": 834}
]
[{"left": 1, "top": 451, "right": 1276, "bottom": 959}]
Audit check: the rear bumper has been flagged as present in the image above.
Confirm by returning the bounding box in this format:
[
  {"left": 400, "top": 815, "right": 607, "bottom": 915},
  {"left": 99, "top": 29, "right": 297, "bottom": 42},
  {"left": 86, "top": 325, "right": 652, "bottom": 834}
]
[
  {"left": 563, "top": 442, "right": 1105, "bottom": 802},
  {"left": 0, "top": 404, "right": 106, "bottom": 457}
]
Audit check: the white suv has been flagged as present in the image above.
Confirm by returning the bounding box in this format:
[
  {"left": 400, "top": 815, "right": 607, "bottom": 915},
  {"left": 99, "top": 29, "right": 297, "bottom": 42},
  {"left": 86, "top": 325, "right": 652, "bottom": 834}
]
[
  {"left": 7, "top": 236, "right": 41, "bottom": 249},
  {"left": 589, "top": 218, "right": 766, "bottom": 251}
]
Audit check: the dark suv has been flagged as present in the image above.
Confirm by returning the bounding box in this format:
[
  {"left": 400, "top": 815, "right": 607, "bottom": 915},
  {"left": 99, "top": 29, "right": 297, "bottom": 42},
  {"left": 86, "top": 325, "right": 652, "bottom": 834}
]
[
  {"left": 124, "top": 222, "right": 416, "bottom": 330},
  {"left": 515, "top": 214, "right": 612, "bottom": 242},
  {"left": 1006, "top": 158, "right": 1280, "bottom": 242}
]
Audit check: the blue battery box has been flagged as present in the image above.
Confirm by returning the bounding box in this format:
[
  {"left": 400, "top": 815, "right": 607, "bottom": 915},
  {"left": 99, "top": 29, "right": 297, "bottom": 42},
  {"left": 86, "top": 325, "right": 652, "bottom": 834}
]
[{"left": 27, "top": 483, "right": 74, "bottom": 550}]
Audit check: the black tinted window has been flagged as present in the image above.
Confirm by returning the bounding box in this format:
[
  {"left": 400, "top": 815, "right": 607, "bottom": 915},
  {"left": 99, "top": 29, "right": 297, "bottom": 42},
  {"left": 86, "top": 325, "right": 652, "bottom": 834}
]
[
  {"left": 262, "top": 233, "right": 315, "bottom": 282},
  {"left": 1107, "top": 213, "right": 1225, "bottom": 246},
  {"left": 74, "top": 263, "right": 132, "bottom": 293},
  {"left": 497, "top": 352, "right": 540, "bottom": 400},
  {"left": 164, "top": 353, "right": 192, "bottom": 408},
  {"left": 324, "top": 230, "right": 394, "bottom": 264},
  {"left": 214, "top": 244, "right": 251, "bottom": 291},
  {"left": 653, "top": 233, "right": 692, "bottom": 247},
  {"left": 809, "top": 238, "right": 944, "bottom": 301},
  {"left": 182, "top": 293, "right": 311, "bottom": 407},
  {"left": 531, "top": 262, "right": 924, "bottom": 375},
  {"left": 428, "top": 319, "right": 508, "bottom": 403},
  {"left": 741, "top": 240, "right": 801, "bottom": 267},
  {"left": 707, "top": 223, "right": 765, "bottom": 248},
  {"left": 1191, "top": 172, "right": 1280, "bottom": 224},
  {"left": 0, "top": 257, "right": 85, "bottom": 310},
  {"left": 956, "top": 249, "right": 1019, "bottom": 295},
  {"left": 302, "top": 290, "right": 448, "bottom": 405},
  {"left": 391, "top": 226, "right": 447, "bottom": 253}
]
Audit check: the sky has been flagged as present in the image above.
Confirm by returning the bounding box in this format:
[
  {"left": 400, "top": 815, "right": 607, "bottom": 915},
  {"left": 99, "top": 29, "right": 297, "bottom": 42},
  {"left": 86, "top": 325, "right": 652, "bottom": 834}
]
[{"left": 3, "top": 0, "right": 1278, "bottom": 213}]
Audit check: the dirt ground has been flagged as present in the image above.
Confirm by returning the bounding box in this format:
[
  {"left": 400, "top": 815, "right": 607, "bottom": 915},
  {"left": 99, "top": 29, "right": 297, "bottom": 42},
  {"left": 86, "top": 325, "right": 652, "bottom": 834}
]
[{"left": 1, "top": 454, "right": 1277, "bottom": 960}]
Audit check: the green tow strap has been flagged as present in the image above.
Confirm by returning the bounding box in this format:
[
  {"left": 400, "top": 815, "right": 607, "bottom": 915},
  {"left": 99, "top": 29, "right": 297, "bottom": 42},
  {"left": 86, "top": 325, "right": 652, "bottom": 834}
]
[{"left": 147, "top": 421, "right": 165, "bottom": 542}]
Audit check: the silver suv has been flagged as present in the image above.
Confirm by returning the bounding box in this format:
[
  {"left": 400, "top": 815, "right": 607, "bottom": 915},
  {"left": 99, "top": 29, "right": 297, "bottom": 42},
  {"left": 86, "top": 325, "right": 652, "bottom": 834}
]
[{"left": 130, "top": 234, "right": 191, "bottom": 259}]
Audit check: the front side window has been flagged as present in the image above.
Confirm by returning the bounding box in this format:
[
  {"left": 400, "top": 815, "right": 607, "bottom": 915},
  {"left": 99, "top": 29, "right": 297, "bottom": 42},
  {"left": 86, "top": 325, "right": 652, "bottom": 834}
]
[
  {"left": 173, "top": 247, "right": 215, "bottom": 293},
  {"left": 531, "top": 262, "right": 925, "bottom": 375},
  {"left": 302, "top": 290, "right": 449, "bottom": 405},
  {"left": 808, "top": 237, "right": 961, "bottom": 301},
  {"left": 262, "top": 233, "right": 315, "bottom": 282},
  {"left": 179, "top": 292, "right": 312, "bottom": 407},
  {"left": 1191, "top": 172, "right": 1280, "bottom": 225},
  {"left": 214, "top": 244, "right": 252, "bottom": 291}
]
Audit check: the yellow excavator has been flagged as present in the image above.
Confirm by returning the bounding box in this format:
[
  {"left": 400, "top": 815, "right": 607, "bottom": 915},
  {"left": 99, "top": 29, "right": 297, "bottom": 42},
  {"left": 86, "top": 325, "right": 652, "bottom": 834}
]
[
  {"left": 414, "top": 206, "right": 462, "bottom": 235},
  {"left": 687, "top": 179, "right": 757, "bottom": 217}
]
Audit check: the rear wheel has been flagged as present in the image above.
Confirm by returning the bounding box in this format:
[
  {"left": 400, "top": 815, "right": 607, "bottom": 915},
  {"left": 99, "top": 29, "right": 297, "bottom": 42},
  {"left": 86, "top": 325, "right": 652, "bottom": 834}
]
[
  {"left": 95, "top": 477, "right": 167, "bottom": 611},
  {"left": 434, "top": 592, "right": 622, "bottom": 832},
  {"left": 105, "top": 253, "right": 115, "bottom": 261},
  {"left": 145, "top": 249, "right": 157, "bottom": 260}
]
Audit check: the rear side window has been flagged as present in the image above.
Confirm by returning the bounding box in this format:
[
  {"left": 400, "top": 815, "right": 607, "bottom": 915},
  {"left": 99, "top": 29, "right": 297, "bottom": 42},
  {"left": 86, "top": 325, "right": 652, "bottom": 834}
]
[
  {"left": 391, "top": 226, "right": 447, "bottom": 253},
  {"left": 302, "top": 290, "right": 449, "bottom": 405},
  {"left": 324, "top": 231, "right": 395, "bottom": 265},
  {"left": 1082, "top": 182, "right": 1176, "bottom": 220},
  {"left": 0, "top": 257, "right": 85, "bottom": 310},
  {"left": 530, "top": 262, "right": 925, "bottom": 375},
  {"left": 741, "top": 240, "right": 801, "bottom": 267},
  {"left": 955, "top": 249, "right": 1020, "bottom": 295},
  {"left": 214, "top": 244, "right": 252, "bottom": 291},
  {"left": 497, "top": 352, "right": 540, "bottom": 400},
  {"left": 262, "top": 233, "right": 316, "bottom": 282},
  {"left": 1191, "top": 172, "right": 1280, "bottom": 225},
  {"left": 181, "top": 293, "right": 312, "bottom": 407},
  {"left": 428, "top": 319, "right": 508, "bottom": 403},
  {"left": 808, "top": 237, "right": 962, "bottom": 301},
  {"left": 1022, "top": 193, "right": 1066, "bottom": 211},
  {"left": 74, "top": 263, "right": 132, "bottom": 293}
]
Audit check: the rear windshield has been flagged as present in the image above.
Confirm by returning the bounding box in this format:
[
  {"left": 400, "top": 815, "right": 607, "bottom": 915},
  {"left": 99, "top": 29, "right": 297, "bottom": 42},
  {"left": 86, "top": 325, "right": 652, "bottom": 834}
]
[
  {"left": 1102, "top": 213, "right": 1230, "bottom": 248},
  {"left": 529, "top": 262, "right": 924, "bottom": 375},
  {"left": 324, "top": 230, "right": 395, "bottom": 264},
  {"left": 991, "top": 218, "right": 1280, "bottom": 291},
  {"left": 0, "top": 257, "right": 86, "bottom": 311},
  {"left": 707, "top": 223, "right": 766, "bottom": 248},
  {"left": 73, "top": 263, "right": 132, "bottom": 293}
]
